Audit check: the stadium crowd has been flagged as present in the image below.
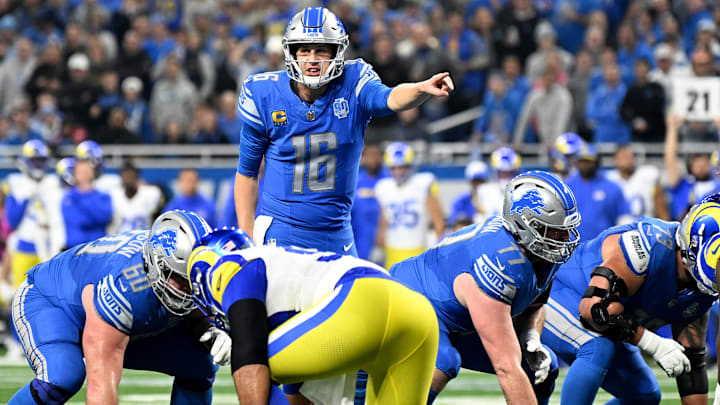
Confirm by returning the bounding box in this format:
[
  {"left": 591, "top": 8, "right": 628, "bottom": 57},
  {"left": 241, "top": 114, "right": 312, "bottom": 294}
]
[{"left": 0, "top": 0, "right": 715, "bottom": 146}]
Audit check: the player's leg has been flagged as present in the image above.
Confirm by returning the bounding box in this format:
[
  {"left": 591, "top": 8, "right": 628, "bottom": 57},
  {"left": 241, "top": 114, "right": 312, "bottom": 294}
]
[
  {"left": 428, "top": 325, "right": 461, "bottom": 404},
  {"left": 543, "top": 288, "right": 614, "bottom": 405},
  {"left": 268, "top": 275, "right": 437, "bottom": 405},
  {"left": 9, "top": 281, "right": 86, "bottom": 405},
  {"left": 123, "top": 325, "right": 217, "bottom": 405},
  {"left": 601, "top": 342, "right": 661, "bottom": 405}
]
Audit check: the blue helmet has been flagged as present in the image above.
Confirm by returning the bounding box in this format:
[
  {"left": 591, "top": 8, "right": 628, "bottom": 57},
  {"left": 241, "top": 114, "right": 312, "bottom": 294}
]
[
  {"left": 677, "top": 199, "right": 720, "bottom": 295},
  {"left": 553, "top": 132, "right": 585, "bottom": 158},
  {"left": 56, "top": 157, "right": 75, "bottom": 187},
  {"left": 384, "top": 141, "right": 415, "bottom": 167},
  {"left": 143, "top": 210, "right": 212, "bottom": 315},
  {"left": 187, "top": 228, "right": 255, "bottom": 331},
  {"left": 75, "top": 140, "right": 103, "bottom": 175},
  {"left": 18, "top": 139, "right": 49, "bottom": 181},
  {"left": 491, "top": 146, "right": 521, "bottom": 173},
  {"left": 503, "top": 170, "right": 581, "bottom": 264}
]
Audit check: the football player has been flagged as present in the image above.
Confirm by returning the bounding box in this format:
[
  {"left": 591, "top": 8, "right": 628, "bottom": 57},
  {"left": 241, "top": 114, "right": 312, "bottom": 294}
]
[
  {"left": 234, "top": 6, "right": 454, "bottom": 256},
  {"left": 107, "top": 160, "right": 164, "bottom": 234},
  {"left": 4, "top": 140, "right": 53, "bottom": 287},
  {"left": 541, "top": 198, "right": 720, "bottom": 404},
  {"left": 391, "top": 171, "right": 582, "bottom": 404},
  {"left": 549, "top": 132, "right": 584, "bottom": 179},
  {"left": 473, "top": 146, "right": 522, "bottom": 225},
  {"left": 607, "top": 145, "right": 669, "bottom": 220},
  {"left": 375, "top": 142, "right": 444, "bottom": 268},
  {"left": 186, "top": 228, "right": 439, "bottom": 405},
  {"left": 8, "top": 211, "right": 230, "bottom": 405},
  {"left": 75, "top": 140, "right": 121, "bottom": 194},
  {"left": 447, "top": 160, "right": 489, "bottom": 227}
]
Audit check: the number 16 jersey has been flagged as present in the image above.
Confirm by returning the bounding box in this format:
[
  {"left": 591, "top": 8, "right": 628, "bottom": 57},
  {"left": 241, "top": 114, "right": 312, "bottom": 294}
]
[{"left": 237, "top": 59, "right": 393, "bottom": 230}]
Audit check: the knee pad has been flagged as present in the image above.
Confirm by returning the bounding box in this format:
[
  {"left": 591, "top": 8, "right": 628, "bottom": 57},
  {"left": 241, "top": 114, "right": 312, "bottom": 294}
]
[{"left": 29, "top": 379, "right": 75, "bottom": 405}]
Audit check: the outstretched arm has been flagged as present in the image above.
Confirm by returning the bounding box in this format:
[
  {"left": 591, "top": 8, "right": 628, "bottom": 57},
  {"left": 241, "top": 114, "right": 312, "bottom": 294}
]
[{"left": 387, "top": 73, "right": 454, "bottom": 112}]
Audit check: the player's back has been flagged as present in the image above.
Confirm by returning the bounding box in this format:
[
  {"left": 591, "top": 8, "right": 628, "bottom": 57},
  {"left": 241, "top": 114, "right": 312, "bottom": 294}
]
[
  {"left": 391, "top": 216, "right": 557, "bottom": 332},
  {"left": 606, "top": 165, "right": 659, "bottom": 217},
  {"left": 242, "top": 59, "right": 383, "bottom": 229},
  {"left": 26, "top": 231, "right": 160, "bottom": 331}
]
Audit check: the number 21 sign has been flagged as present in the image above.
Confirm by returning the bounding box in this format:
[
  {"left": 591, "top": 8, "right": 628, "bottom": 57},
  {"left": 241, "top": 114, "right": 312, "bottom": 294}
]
[{"left": 673, "top": 77, "right": 720, "bottom": 121}]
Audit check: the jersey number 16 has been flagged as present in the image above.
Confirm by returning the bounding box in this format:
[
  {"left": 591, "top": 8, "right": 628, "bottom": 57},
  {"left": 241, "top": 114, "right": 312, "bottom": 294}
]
[{"left": 291, "top": 132, "right": 337, "bottom": 193}]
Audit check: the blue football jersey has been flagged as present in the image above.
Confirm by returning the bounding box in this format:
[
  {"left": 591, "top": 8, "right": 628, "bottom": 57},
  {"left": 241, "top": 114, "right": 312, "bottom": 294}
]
[
  {"left": 236, "top": 59, "right": 393, "bottom": 229},
  {"left": 26, "top": 231, "right": 177, "bottom": 335},
  {"left": 390, "top": 216, "right": 559, "bottom": 333},
  {"left": 554, "top": 217, "right": 715, "bottom": 328}
]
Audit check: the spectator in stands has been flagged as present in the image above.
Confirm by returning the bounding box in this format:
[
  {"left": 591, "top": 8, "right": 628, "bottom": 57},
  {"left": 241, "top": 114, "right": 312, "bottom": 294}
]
[
  {"left": 664, "top": 112, "right": 720, "bottom": 221},
  {"left": 191, "top": 104, "right": 226, "bottom": 143},
  {"left": 586, "top": 62, "right": 631, "bottom": 143},
  {"left": 512, "top": 63, "right": 572, "bottom": 148},
  {"left": 616, "top": 22, "right": 655, "bottom": 72},
  {"left": 620, "top": 58, "right": 666, "bottom": 142},
  {"left": 24, "top": 42, "right": 64, "bottom": 111},
  {"left": 467, "top": 5, "right": 497, "bottom": 69},
  {"left": 160, "top": 119, "right": 188, "bottom": 144},
  {"left": 178, "top": 30, "right": 215, "bottom": 101},
  {"left": 143, "top": 14, "right": 176, "bottom": 64},
  {"left": 94, "top": 106, "right": 140, "bottom": 144},
  {"left": 695, "top": 19, "right": 720, "bottom": 62},
  {"left": 441, "top": 9, "right": 489, "bottom": 108},
  {"left": 500, "top": 54, "right": 531, "bottom": 128},
  {"left": 568, "top": 49, "right": 594, "bottom": 139},
  {"left": 607, "top": 145, "right": 669, "bottom": 220},
  {"left": 58, "top": 53, "right": 99, "bottom": 130},
  {"left": 115, "top": 30, "right": 152, "bottom": 99},
  {"left": 217, "top": 90, "right": 242, "bottom": 144},
  {"left": 94, "top": 69, "right": 122, "bottom": 126},
  {"left": 7, "top": 100, "right": 42, "bottom": 145},
  {"left": 565, "top": 143, "right": 630, "bottom": 240},
  {"left": 164, "top": 168, "right": 216, "bottom": 227},
  {"left": 495, "top": 0, "right": 540, "bottom": 67},
  {"left": 29, "top": 93, "right": 63, "bottom": 145},
  {"left": 582, "top": 24, "right": 606, "bottom": 67},
  {"left": 472, "top": 73, "right": 514, "bottom": 146},
  {"left": 525, "top": 21, "right": 572, "bottom": 83},
  {"left": 351, "top": 143, "right": 387, "bottom": 262},
  {"left": 150, "top": 55, "right": 199, "bottom": 135},
  {"left": 649, "top": 43, "right": 690, "bottom": 107},
  {"left": 61, "top": 159, "right": 112, "bottom": 248},
  {"left": 551, "top": 0, "right": 602, "bottom": 54},
  {"left": 406, "top": 22, "right": 453, "bottom": 121},
  {"left": 394, "top": 107, "right": 428, "bottom": 141},
  {"left": 0, "top": 37, "right": 35, "bottom": 113},
  {"left": 656, "top": 14, "right": 689, "bottom": 67},
  {"left": 682, "top": 0, "right": 713, "bottom": 55},
  {"left": 120, "top": 76, "right": 153, "bottom": 143},
  {"left": 679, "top": 49, "right": 720, "bottom": 142},
  {"left": 448, "top": 160, "right": 489, "bottom": 227}
]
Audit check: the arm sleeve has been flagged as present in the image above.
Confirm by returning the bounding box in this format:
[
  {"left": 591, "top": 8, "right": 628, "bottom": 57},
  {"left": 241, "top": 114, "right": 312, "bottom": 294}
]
[
  {"left": 618, "top": 229, "right": 651, "bottom": 277},
  {"left": 237, "top": 123, "right": 269, "bottom": 178},
  {"left": 220, "top": 258, "right": 268, "bottom": 315},
  {"left": 355, "top": 62, "right": 393, "bottom": 117},
  {"left": 93, "top": 274, "right": 134, "bottom": 335},
  {"left": 5, "top": 195, "right": 28, "bottom": 230}
]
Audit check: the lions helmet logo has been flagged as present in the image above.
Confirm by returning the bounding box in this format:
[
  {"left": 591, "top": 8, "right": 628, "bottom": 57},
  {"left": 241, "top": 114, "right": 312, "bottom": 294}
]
[
  {"left": 511, "top": 189, "right": 546, "bottom": 216},
  {"left": 150, "top": 229, "right": 178, "bottom": 257}
]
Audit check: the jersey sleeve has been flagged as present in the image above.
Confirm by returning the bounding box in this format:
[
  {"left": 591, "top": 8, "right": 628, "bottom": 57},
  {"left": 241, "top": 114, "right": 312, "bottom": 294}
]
[
  {"left": 619, "top": 229, "right": 652, "bottom": 277},
  {"left": 471, "top": 253, "right": 517, "bottom": 305},
  {"left": 217, "top": 257, "right": 268, "bottom": 315},
  {"left": 237, "top": 78, "right": 266, "bottom": 131},
  {"left": 351, "top": 59, "right": 393, "bottom": 117},
  {"left": 237, "top": 123, "right": 269, "bottom": 178},
  {"left": 94, "top": 273, "right": 135, "bottom": 334}
]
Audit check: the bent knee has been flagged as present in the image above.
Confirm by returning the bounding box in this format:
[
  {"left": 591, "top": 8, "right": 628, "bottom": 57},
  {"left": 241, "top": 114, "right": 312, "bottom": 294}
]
[
  {"left": 615, "top": 389, "right": 661, "bottom": 405},
  {"left": 30, "top": 379, "right": 80, "bottom": 405}
]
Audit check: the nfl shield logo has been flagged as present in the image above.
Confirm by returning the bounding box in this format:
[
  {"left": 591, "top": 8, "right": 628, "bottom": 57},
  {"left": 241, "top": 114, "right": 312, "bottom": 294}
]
[
  {"left": 333, "top": 98, "right": 349, "bottom": 119},
  {"left": 306, "top": 110, "right": 316, "bottom": 121}
]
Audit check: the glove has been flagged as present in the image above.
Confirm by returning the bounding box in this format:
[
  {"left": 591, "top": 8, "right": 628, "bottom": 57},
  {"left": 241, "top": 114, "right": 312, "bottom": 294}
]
[
  {"left": 520, "top": 329, "right": 552, "bottom": 384},
  {"left": 637, "top": 329, "right": 690, "bottom": 377},
  {"left": 199, "top": 327, "right": 231, "bottom": 366}
]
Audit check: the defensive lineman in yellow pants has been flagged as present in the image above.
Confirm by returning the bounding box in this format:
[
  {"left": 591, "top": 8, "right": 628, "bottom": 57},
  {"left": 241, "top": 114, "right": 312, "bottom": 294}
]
[{"left": 187, "top": 228, "right": 438, "bottom": 405}]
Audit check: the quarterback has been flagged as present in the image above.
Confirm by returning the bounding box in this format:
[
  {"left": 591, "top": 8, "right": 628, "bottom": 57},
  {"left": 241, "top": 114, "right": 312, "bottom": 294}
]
[
  {"left": 391, "top": 170, "right": 581, "bottom": 404},
  {"left": 234, "top": 6, "right": 453, "bottom": 256},
  {"left": 187, "top": 228, "right": 438, "bottom": 405},
  {"left": 8, "top": 211, "right": 229, "bottom": 405}
]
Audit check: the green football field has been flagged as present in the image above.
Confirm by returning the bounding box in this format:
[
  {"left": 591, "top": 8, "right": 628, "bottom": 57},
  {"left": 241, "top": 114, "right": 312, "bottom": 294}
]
[{"left": 0, "top": 358, "right": 714, "bottom": 404}]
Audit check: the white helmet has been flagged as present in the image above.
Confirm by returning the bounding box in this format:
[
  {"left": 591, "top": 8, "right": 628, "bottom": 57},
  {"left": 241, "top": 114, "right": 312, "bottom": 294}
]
[
  {"left": 143, "top": 210, "right": 211, "bottom": 315},
  {"left": 503, "top": 170, "right": 581, "bottom": 264},
  {"left": 282, "top": 7, "right": 349, "bottom": 89}
]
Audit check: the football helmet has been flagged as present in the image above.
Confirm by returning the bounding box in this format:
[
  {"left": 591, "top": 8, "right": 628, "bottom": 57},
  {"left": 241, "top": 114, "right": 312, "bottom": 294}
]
[
  {"left": 56, "top": 157, "right": 75, "bottom": 187},
  {"left": 553, "top": 132, "right": 585, "bottom": 158},
  {"left": 503, "top": 170, "right": 581, "bottom": 264},
  {"left": 491, "top": 147, "right": 522, "bottom": 173},
  {"left": 384, "top": 141, "right": 414, "bottom": 167},
  {"left": 144, "top": 210, "right": 212, "bottom": 315},
  {"left": 693, "top": 232, "right": 720, "bottom": 296},
  {"left": 18, "top": 139, "right": 49, "bottom": 181},
  {"left": 677, "top": 198, "right": 720, "bottom": 295},
  {"left": 282, "top": 7, "right": 349, "bottom": 89},
  {"left": 76, "top": 140, "right": 104, "bottom": 177},
  {"left": 465, "top": 160, "right": 489, "bottom": 181}
]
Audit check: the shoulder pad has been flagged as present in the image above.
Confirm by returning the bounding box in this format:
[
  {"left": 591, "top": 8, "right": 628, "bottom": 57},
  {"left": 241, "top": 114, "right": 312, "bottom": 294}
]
[
  {"left": 94, "top": 273, "right": 135, "bottom": 334},
  {"left": 619, "top": 229, "right": 651, "bottom": 276}
]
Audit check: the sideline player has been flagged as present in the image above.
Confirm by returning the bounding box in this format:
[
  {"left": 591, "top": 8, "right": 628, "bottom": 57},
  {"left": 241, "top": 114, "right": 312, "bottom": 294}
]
[
  {"left": 391, "top": 170, "right": 582, "bottom": 404},
  {"left": 234, "top": 6, "right": 454, "bottom": 256},
  {"left": 75, "top": 140, "right": 121, "bottom": 194},
  {"left": 541, "top": 200, "right": 719, "bottom": 404},
  {"left": 8, "top": 211, "right": 230, "bottom": 405},
  {"left": 375, "top": 142, "right": 444, "bottom": 268},
  {"left": 186, "top": 228, "right": 439, "bottom": 405}
]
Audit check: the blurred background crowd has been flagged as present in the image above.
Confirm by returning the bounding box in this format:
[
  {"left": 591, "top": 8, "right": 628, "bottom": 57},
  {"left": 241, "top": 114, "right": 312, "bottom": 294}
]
[{"left": 0, "top": 0, "right": 716, "bottom": 147}]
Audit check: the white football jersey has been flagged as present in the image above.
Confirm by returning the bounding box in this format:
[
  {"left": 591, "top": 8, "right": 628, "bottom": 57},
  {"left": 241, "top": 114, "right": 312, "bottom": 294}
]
[
  {"left": 475, "top": 179, "right": 509, "bottom": 225},
  {"left": 607, "top": 165, "right": 660, "bottom": 218},
  {"left": 94, "top": 173, "right": 122, "bottom": 195},
  {"left": 236, "top": 245, "right": 387, "bottom": 317},
  {"left": 108, "top": 184, "right": 163, "bottom": 234},
  {"left": 375, "top": 172, "right": 437, "bottom": 250},
  {"left": 4, "top": 173, "right": 59, "bottom": 258}
]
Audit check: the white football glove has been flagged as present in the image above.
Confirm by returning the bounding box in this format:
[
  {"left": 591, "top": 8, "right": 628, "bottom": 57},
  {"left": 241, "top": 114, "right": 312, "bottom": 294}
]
[
  {"left": 636, "top": 329, "right": 690, "bottom": 377},
  {"left": 520, "top": 329, "right": 552, "bottom": 384},
  {"left": 199, "top": 327, "right": 232, "bottom": 366}
]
